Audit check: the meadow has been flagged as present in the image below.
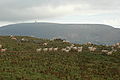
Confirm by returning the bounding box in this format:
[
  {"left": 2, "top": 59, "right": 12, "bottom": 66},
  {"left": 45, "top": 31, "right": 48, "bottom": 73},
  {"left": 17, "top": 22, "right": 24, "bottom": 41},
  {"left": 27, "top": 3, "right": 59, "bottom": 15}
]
[{"left": 0, "top": 36, "right": 120, "bottom": 80}]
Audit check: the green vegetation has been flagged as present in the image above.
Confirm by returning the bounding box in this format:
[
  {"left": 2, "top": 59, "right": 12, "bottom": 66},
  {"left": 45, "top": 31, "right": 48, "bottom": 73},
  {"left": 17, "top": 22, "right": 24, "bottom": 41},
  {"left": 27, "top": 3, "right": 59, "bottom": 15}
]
[{"left": 0, "top": 36, "right": 120, "bottom": 80}]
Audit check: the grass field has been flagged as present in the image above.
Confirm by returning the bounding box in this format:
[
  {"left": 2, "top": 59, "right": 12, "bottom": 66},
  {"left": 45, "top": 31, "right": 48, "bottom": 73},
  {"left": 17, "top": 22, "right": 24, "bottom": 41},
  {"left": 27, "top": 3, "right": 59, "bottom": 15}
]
[{"left": 0, "top": 36, "right": 120, "bottom": 80}]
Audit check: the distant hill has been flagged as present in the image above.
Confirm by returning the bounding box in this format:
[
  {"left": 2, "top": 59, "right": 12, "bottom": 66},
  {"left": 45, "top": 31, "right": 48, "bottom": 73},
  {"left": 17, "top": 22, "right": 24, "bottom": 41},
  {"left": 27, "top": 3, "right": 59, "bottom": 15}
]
[{"left": 0, "top": 22, "right": 120, "bottom": 45}]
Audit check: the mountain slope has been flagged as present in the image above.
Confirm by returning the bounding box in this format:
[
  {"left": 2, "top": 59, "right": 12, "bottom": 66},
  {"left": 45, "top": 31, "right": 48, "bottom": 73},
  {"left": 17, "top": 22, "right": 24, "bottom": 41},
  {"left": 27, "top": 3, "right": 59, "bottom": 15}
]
[
  {"left": 0, "top": 36, "right": 120, "bottom": 80},
  {"left": 0, "top": 22, "right": 120, "bottom": 45}
]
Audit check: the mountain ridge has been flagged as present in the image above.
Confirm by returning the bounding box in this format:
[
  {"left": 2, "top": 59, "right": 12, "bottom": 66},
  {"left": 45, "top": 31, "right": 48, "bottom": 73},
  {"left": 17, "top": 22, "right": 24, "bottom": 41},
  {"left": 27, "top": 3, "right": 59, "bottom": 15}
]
[{"left": 0, "top": 22, "right": 120, "bottom": 45}]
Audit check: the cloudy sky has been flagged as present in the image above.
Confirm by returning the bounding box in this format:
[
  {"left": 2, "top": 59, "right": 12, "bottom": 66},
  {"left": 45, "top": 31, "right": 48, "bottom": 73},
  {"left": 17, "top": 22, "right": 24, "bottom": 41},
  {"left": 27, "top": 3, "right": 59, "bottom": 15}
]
[{"left": 0, "top": 0, "right": 120, "bottom": 28}]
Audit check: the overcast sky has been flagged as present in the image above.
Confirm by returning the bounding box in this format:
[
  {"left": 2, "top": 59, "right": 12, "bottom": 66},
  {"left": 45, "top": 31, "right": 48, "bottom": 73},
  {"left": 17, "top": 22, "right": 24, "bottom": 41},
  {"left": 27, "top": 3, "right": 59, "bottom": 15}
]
[{"left": 0, "top": 0, "right": 120, "bottom": 28}]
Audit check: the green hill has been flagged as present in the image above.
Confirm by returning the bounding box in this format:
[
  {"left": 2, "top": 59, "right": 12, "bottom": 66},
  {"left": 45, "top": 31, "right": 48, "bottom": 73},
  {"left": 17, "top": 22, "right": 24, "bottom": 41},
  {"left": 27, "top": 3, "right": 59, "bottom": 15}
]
[
  {"left": 0, "top": 36, "right": 120, "bottom": 80},
  {"left": 1, "top": 23, "right": 120, "bottom": 45}
]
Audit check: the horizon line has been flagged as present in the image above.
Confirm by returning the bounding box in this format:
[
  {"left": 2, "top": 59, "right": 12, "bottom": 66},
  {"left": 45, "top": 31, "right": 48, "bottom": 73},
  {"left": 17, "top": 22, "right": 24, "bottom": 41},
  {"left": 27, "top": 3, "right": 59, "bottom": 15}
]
[{"left": 0, "top": 21, "right": 115, "bottom": 28}]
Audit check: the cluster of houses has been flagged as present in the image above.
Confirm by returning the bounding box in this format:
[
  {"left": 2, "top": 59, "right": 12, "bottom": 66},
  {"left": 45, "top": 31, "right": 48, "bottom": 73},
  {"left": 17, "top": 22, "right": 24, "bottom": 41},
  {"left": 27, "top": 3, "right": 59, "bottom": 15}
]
[{"left": 0, "top": 36, "right": 119, "bottom": 55}]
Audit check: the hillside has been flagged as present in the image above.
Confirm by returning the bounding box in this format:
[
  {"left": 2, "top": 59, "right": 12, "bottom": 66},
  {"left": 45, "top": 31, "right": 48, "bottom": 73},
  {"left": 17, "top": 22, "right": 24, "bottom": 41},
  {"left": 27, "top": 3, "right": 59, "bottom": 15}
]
[
  {"left": 0, "top": 23, "right": 120, "bottom": 45},
  {"left": 0, "top": 36, "right": 120, "bottom": 80}
]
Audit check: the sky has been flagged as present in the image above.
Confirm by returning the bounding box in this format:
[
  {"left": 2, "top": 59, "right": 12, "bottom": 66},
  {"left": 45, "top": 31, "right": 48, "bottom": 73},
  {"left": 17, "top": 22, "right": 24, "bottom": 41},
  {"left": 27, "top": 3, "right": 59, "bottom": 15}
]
[{"left": 0, "top": 0, "right": 120, "bottom": 28}]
